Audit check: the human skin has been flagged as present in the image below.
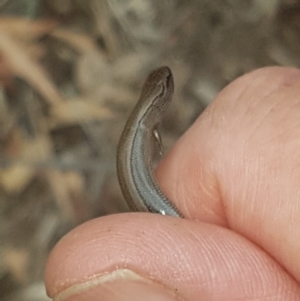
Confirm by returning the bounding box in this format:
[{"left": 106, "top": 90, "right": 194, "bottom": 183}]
[{"left": 44, "top": 67, "right": 300, "bottom": 300}]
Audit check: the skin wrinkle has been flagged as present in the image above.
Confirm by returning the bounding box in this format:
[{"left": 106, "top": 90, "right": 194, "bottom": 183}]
[
  {"left": 231, "top": 161, "right": 258, "bottom": 231},
  {"left": 277, "top": 187, "right": 296, "bottom": 231},
  {"left": 194, "top": 166, "right": 222, "bottom": 221},
  {"left": 249, "top": 179, "right": 275, "bottom": 244},
  {"left": 188, "top": 125, "right": 225, "bottom": 223},
  {"left": 255, "top": 198, "right": 294, "bottom": 279},
  {"left": 274, "top": 103, "right": 300, "bottom": 134},
  {"left": 231, "top": 255, "right": 263, "bottom": 297},
  {"left": 218, "top": 140, "right": 261, "bottom": 231},
  {"left": 290, "top": 156, "right": 300, "bottom": 174},
  {"left": 198, "top": 69, "right": 300, "bottom": 228},
  {"left": 255, "top": 98, "right": 300, "bottom": 148},
  {"left": 179, "top": 222, "right": 262, "bottom": 287},
  {"left": 181, "top": 226, "right": 225, "bottom": 287},
  {"left": 207, "top": 156, "right": 225, "bottom": 223},
  {"left": 290, "top": 193, "right": 300, "bottom": 220},
  {"left": 219, "top": 69, "right": 284, "bottom": 134},
  {"left": 208, "top": 67, "right": 264, "bottom": 129},
  {"left": 264, "top": 156, "right": 295, "bottom": 211},
  {"left": 201, "top": 233, "right": 282, "bottom": 299},
  {"left": 243, "top": 94, "right": 283, "bottom": 146},
  {"left": 232, "top": 69, "right": 300, "bottom": 143}
]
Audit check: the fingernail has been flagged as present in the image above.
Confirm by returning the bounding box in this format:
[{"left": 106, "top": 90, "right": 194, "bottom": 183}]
[{"left": 53, "top": 269, "right": 184, "bottom": 301}]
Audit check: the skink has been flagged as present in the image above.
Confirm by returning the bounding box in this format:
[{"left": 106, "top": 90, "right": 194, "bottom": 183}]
[{"left": 117, "top": 66, "right": 182, "bottom": 217}]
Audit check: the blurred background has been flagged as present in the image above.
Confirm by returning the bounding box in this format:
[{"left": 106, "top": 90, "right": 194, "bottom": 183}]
[{"left": 0, "top": 0, "right": 299, "bottom": 300}]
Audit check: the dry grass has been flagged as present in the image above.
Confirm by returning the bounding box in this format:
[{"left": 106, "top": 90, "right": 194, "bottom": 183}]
[{"left": 0, "top": 0, "right": 298, "bottom": 300}]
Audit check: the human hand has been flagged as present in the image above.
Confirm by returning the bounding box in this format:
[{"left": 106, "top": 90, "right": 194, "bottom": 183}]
[{"left": 44, "top": 67, "right": 300, "bottom": 300}]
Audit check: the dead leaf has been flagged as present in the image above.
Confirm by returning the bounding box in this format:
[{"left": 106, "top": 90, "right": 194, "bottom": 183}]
[
  {"left": 51, "top": 28, "right": 100, "bottom": 54},
  {"left": 49, "top": 97, "right": 113, "bottom": 128},
  {"left": 3, "top": 247, "right": 29, "bottom": 283},
  {"left": 0, "top": 18, "right": 56, "bottom": 41},
  {"left": 0, "top": 29, "right": 62, "bottom": 106},
  {"left": 0, "top": 134, "right": 52, "bottom": 194}
]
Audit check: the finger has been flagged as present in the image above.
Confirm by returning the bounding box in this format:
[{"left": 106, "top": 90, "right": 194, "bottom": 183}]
[
  {"left": 44, "top": 214, "right": 300, "bottom": 301},
  {"left": 157, "top": 67, "right": 300, "bottom": 282}
]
